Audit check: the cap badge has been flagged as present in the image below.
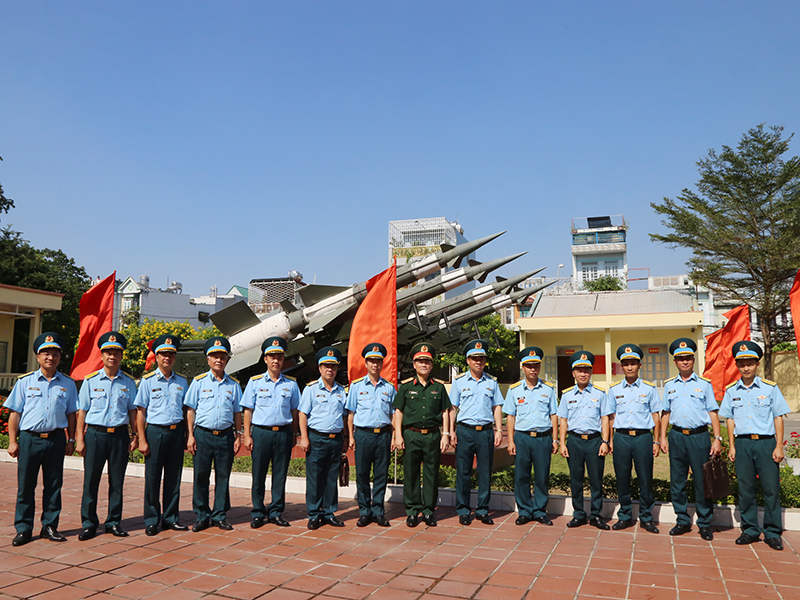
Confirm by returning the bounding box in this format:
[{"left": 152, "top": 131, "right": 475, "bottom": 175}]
[
  {"left": 166, "top": 338, "right": 172, "bottom": 345},
  {"left": 625, "top": 346, "right": 631, "bottom": 353},
  {"left": 740, "top": 344, "right": 747, "bottom": 352},
  {"left": 327, "top": 350, "right": 334, "bottom": 357},
  {"left": 529, "top": 350, "right": 535, "bottom": 356},
  {"left": 421, "top": 345, "right": 428, "bottom": 352},
  {"left": 109, "top": 335, "right": 116, "bottom": 342},
  {"left": 679, "top": 341, "right": 687, "bottom": 348},
  {"left": 272, "top": 339, "right": 280, "bottom": 346},
  {"left": 214, "top": 339, "right": 222, "bottom": 346},
  {"left": 373, "top": 346, "right": 379, "bottom": 352},
  {"left": 46, "top": 335, "right": 53, "bottom": 343},
  {"left": 475, "top": 342, "right": 482, "bottom": 349},
  {"left": 580, "top": 353, "right": 587, "bottom": 360}
]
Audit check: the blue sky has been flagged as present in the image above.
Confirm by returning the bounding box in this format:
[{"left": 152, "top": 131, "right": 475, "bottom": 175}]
[{"left": 1, "top": 1, "right": 798, "bottom": 296}]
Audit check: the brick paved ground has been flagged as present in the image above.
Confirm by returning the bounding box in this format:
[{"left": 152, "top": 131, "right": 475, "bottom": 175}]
[{"left": 1, "top": 463, "right": 799, "bottom": 600}]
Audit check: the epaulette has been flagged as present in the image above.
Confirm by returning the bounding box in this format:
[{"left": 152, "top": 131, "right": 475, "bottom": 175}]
[
  {"left": 229, "top": 376, "right": 239, "bottom": 384},
  {"left": 307, "top": 379, "right": 318, "bottom": 385},
  {"left": 251, "top": 374, "right": 265, "bottom": 381},
  {"left": 664, "top": 376, "right": 677, "bottom": 384},
  {"left": 726, "top": 380, "right": 739, "bottom": 389},
  {"left": 19, "top": 371, "right": 35, "bottom": 379},
  {"left": 593, "top": 384, "right": 606, "bottom": 392},
  {"left": 122, "top": 371, "right": 135, "bottom": 380},
  {"left": 142, "top": 371, "right": 157, "bottom": 379},
  {"left": 562, "top": 385, "right": 575, "bottom": 394},
  {"left": 284, "top": 375, "right": 296, "bottom": 381},
  {"left": 84, "top": 370, "right": 101, "bottom": 380},
  {"left": 641, "top": 379, "right": 655, "bottom": 387},
  {"left": 433, "top": 378, "right": 447, "bottom": 385},
  {"left": 351, "top": 376, "right": 365, "bottom": 385},
  {"left": 509, "top": 381, "right": 523, "bottom": 389},
  {"left": 761, "top": 378, "right": 776, "bottom": 386},
  {"left": 174, "top": 372, "right": 187, "bottom": 380},
  {"left": 542, "top": 380, "right": 555, "bottom": 388},
  {"left": 699, "top": 375, "right": 712, "bottom": 383},
  {"left": 610, "top": 380, "right": 623, "bottom": 388},
  {"left": 455, "top": 372, "right": 467, "bottom": 380},
  {"left": 488, "top": 374, "right": 497, "bottom": 381},
  {"left": 401, "top": 377, "right": 413, "bottom": 384},
  {"left": 194, "top": 373, "right": 208, "bottom": 380}
]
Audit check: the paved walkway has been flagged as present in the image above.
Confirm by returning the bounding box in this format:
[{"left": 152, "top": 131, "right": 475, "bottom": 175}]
[{"left": 1, "top": 463, "right": 799, "bottom": 600}]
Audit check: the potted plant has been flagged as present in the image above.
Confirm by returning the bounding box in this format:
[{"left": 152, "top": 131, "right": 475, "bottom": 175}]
[{"left": 784, "top": 432, "right": 800, "bottom": 475}]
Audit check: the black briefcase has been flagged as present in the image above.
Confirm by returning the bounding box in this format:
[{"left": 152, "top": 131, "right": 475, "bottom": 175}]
[
  {"left": 339, "top": 453, "right": 349, "bottom": 487},
  {"left": 702, "top": 457, "right": 731, "bottom": 499}
]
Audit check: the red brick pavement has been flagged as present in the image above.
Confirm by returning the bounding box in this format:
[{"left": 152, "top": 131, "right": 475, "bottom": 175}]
[{"left": 0, "top": 463, "right": 798, "bottom": 600}]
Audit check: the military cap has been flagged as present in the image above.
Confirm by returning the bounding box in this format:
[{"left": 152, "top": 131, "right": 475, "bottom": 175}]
[
  {"left": 616, "top": 343, "right": 643, "bottom": 361},
  {"left": 262, "top": 336, "right": 287, "bottom": 355},
  {"left": 411, "top": 343, "right": 435, "bottom": 361},
  {"left": 34, "top": 332, "right": 64, "bottom": 354},
  {"left": 465, "top": 339, "right": 489, "bottom": 357},
  {"left": 362, "top": 343, "right": 387, "bottom": 360},
  {"left": 732, "top": 340, "right": 762, "bottom": 360},
  {"left": 570, "top": 351, "right": 595, "bottom": 368},
  {"left": 204, "top": 336, "right": 231, "bottom": 355},
  {"left": 316, "top": 346, "right": 342, "bottom": 365},
  {"left": 98, "top": 331, "right": 127, "bottom": 351},
  {"left": 153, "top": 334, "right": 181, "bottom": 354},
  {"left": 669, "top": 338, "right": 696, "bottom": 357},
  {"left": 518, "top": 346, "right": 544, "bottom": 364}
]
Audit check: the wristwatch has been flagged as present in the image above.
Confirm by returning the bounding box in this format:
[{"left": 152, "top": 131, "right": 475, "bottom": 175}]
[{"left": 714, "top": 435, "right": 723, "bottom": 441}]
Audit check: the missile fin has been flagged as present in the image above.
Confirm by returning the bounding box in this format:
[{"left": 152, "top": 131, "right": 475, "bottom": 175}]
[
  {"left": 495, "top": 276, "right": 507, "bottom": 282},
  {"left": 210, "top": 300, "right": 263, "bottom": 336},
  {"left": 305, "top": 304, "right": 354, "bottom": 333},
  {"left": 468, "top": 259, "right": 481, "bottom": 268},
  {"left": 297, "top": 284, "right": 350, "bottom": 306},
  {"left": 439, "top": 243, "right": 454, "bottom": 253},
  {"left": 280, "top": 300, "right": 298, "bottom": 313},
  {"left": 225, "top": 346, "right": 263, "bottom": 374}
]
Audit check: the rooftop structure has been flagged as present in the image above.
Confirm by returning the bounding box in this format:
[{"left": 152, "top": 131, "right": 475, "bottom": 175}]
[{"left": 571, "top": 214, "right": 628, "bottom": 288}]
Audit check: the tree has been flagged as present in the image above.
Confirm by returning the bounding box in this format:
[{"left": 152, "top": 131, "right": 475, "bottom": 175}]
[
  {"left": 584, "top": 275, "right": 623, "bottom": 292},
  {"left": 0, "top": 156, "right": 14, "bottom": 217},
  {"left": 436, "top": 314, "right": 519, "bottom": 379},
  {"left": 650, "top": 124, "right": 800, "bottom": 378}
]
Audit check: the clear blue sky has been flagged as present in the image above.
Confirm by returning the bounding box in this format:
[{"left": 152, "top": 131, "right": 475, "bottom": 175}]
[{"left": 2, "top": 1, "right": 798, "bottom": 296}]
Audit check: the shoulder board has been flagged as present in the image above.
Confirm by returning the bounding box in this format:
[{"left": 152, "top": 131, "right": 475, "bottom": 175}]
[
  {"left": 19, "top": 370, "right": 35, "bottom": 379},
  {"left": 726, "top": 380, "right": 739, "bottom": 389},
  {"left": 699, "top": 375, "right": 712, "bottom": 383},
  {"left": 229, "top": 376, "right": 239, "bottom": 384},
  {"left": 251, "top": 374, "right": 265, "bottom": 381},
  {"left": 562, "top": 385, "right": 575, "bottom": 394},
  {"left": 542, "top": 380, "right": 555, "bottom": 388},
  {"left": 351, "top": 376, "right": 365, "bottom": 384},
  {"left": 455, "top": 372, "right": 467, "bottom": 380},
  {"left": 641, "top": 380, "right": 655, "bottom": 387},
  {"left": 307, "top": 379, "right": 318, "bottom": 386},
  {"left": 344, "top": 386, "right": 350, "bottom": 393},
  {"left": 433, "top": 378, "right": 447, "bottom": 385},
  {"left": 174, "top": 372, "right": 187, "bottom": 380},
  {"left": 610, "top": 380, "right": 623, "bottom": 388},
  {"left": 194, "top": 373, "right": 208, "bottom": 380},
  {"left": 664, "top": 376, "right": 677, "bottom": 384},
  {"left": 284, "top": 375, "right": 296, "bottom": 381},
  {"left": 122, "top": 371, "right": 136, "bottom": 380},
  {"left": 488, "top": 374, "right": 497, "bottom": 381},
  {"left": 761, "top": 378, "right": 776, "bottom": 386},
  {"left": 509, "top": 381, "right": 523, "bottom": 389},
  {"left": 401, "top": 377, "right": 413, "bottom": 384},
  {"left": 84, "top": 370, "right": 101, "bottom": 380},
  {"left": 142, "top": 371, "right": 157, "bottom": 379},
  {"left": 593, "top": 384, "right": 606, "bottom": 392}
]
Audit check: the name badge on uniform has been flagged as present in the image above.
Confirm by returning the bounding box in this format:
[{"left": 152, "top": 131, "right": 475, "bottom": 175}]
[{"left": 517, "top": 398, "right": 525, "bottom": 404}]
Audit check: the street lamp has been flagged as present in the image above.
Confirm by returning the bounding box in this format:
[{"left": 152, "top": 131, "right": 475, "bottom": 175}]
[{"left": 556, "top": 264, "right": 565, "bottom": 279}]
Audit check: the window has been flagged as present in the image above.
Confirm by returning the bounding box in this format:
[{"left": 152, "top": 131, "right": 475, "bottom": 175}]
[
  {"left": 604, "top": 261, "right": 619, "bottom": 277},
  {"left": 123, "top": 297, "right": 133, "bottom": 311},
  {"left": 641, "top": 345, "right": 668, "bottom": 387},
  {"left": 581, "top": 262, "right": 598, "bottom": 281}
]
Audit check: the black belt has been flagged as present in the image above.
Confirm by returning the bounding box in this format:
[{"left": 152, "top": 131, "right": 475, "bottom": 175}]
[
  {"left": 22, "top": 430, "right": 61, "bottom": 439},
  {"left": 673, "top": 426, "right": 708, "bottom": 436},
  {"left": 149, "top": 422, "right": 183, "bottom": 430},
  {"left": 615, "top": 428, "right": 652, "bottom": 437},
  {"left": 254, "top": 424, "right": 291, "bottom": 432},
  {"left": 309, "top": 428, "right": 341, "bottom": 439},
  {"left": 88, "top": 424, "right": 128, "bottom": 433},
  {"left": 356, "top": 425, "right": 392, "bottom": 434},
  {"left": 404, "top": 426, "right": 438, "bottom": 434},
  {"left": 196, "top": 425, "right": 233, "bottom": 435},
  {"left": 568, "top": 431, "right": 601, "bottom": 440},
  {"left": 735, "top": 434, "right": 775, "bottom": 440},
  {"left": 519, "top": 428, "right": 553, "bottom": 437},
  {"left": 458, "top": 422, "right": 494, "bottom": 431}
]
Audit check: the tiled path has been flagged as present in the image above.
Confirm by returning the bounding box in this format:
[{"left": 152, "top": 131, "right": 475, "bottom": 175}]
[{"left": 1, "top": 463, "right": 799, "bottom": 600}]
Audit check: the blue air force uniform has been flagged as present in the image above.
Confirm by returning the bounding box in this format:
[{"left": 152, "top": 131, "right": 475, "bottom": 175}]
[
  {"left": 241, "top": 340, "right": 300, "bottom": 522},
  {"left": 5, "top": 335, "right": 79, "bottom": 537},
  {"left": 503, "top": 346, "right": 558, "bottom": 521}
]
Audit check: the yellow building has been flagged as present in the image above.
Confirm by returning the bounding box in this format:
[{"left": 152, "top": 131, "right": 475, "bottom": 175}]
[
  {"left": 517, "top": 289, "right": 704, "bottom": 394},
  {"left": 0, "top": 283, "right": 63, "bottom": 389}
]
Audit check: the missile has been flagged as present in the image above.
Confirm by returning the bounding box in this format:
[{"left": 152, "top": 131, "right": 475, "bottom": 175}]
[{"left": 441, "top": 280, "right": 556, "bottom": 328}]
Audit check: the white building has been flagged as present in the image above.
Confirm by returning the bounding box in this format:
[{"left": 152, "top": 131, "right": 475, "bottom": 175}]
[{"left": 571, "top": 215, "right": 628, "bottom": 288}]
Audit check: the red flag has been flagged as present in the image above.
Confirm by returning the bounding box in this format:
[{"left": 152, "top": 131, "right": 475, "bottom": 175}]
[
  {"left": 347, "top": 261, "right": 397, "bottom": 386},
  {"left": 703, "top": 304, "right": 751, "bottom": 402},
  {"left": 70, "top": 272, "right": 116, "bottom": 379},
  {"left": 144, "top": 338, "right": 157, "bottom": 373},
  {"left": 790, "top": 269, "right": 800, "bottom": 367}
]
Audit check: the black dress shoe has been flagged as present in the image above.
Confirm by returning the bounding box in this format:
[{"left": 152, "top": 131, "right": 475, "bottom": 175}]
[
  {"left": 699, "top": 527, "right": 713, "bottom": 541},
  {"left": 515, "top": 515, "right": 531, "bottom": 526},
  {"left": 192, "top": 519, "right": 210, "bottom": 533},
  {"left": 477, "top": 514, "right": 494, "bottom": 525},
  {"left": 589, "top": 518, "right": 610, "bottom": 531},
  {"left": 669, "top": 523, "right": 692, "bottom": 536},
  {"left": 323, "top": 516, "right": 345, "bottom": 527},
  {"left": 215, "top": 520, "right": 233, "bottom": 531},
  {"left": 307, "top": 518, "right": 322, "bottom": 530},
  {"left": 406, "top": 515, "right": 419, "bottom": 528},
  {"left": 250, "top": 517, "right": 264, "bottom": 529},
  {"left": 12, "top": 531, "right": 32, "bottom": 547},
  {"left": 375, "top": 516, "right": 390, "bottom": 527},
  {"left": 612, "top": 519, "right": 634, "bottom": 531},
  {"left": 424, "top": 514, "right": 437, "bottom": 527},
  {"left": 105, "top": 525, "right": 128, "bottom": 537},
  {"left": 567, "top": 517, "right": 588, "bottom": 528},
  {"left": 40, "top": 526, "right": 66, "bottom": 542},
  {"left": 145, "top": 524, "right": 159, "bottom": 536},
  {"left": 735, "top": 532, "right": 759, "bottom": 545},
  {"left": 765, "top": 537, "right": 783, "bottom": 551},
  {"left": 641, "top": 521, "right": 659, "bottom": 534},
  {"left": 459, "top": 514, "right": 472, "bottom": 526},
  {"left": 357, "top": 515, "right": 372, "bottom": 527},
  {"left": 534, "top": 515, "right": 554, "bottom": 526},
  {"left": 78, "top": 527, "right": 97, "bottom": 541},
  {"left": 268, "top": 516, "right": 290, "bottom": 527},
  {"left": 165, "top": 522, "right": 189, "bottom": 531}
]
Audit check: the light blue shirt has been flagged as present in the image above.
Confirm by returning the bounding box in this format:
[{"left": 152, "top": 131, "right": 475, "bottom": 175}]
[
  {"left": 79, "top": 369, "right": 137, "bottom": 427},
  {"left": 4, "top": 369, "right": 78, "bottom": 432},
  {"left": 240, "top": 372, "right": 300, "bottom": 427},
  {"left": 184, "top": 370, "right": 242, "bottom": 430},
  {"left": 557, "top": 383, "right": 613, "bottom": 434},
  {"left": 449, "top": 371, "right": 504, "bottom": 426},
  {"left": 299, "top": 379, "right": 346, "bottom": 433},
  {"left": 345, "top": 376, "right": 396, "bottom": 428},
  {"left": 502, "top": 378, "right": 558, "bottom": 432},
  {"left": 134, "top": 368, "right": 188, "bottom": 425},
  {"left": 609, "top": 378, "right": 662, "bottom": 430},
  {"left": 662, "top": 372, "right": 717, "bottom": 428},
  {"left": 719, "top": 377, "right": 790, "bottom": 436}
]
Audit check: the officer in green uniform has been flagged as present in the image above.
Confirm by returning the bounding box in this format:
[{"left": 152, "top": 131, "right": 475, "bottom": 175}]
[
  {"left": 720, "top": 341, "right": 790, "bottom": 551},
  {"left": 76, "top": 331, "right": 138, "bottom": 540},
  {"left": 392, "top": 343, "right": 453, "bottom": 527}
]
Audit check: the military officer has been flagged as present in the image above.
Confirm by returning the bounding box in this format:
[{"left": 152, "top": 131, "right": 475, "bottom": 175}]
[
  {"left": 659, "top": 337, "right": 722, "bottom": 541},
  {"left": 503, "top": 346, "right": 558, "bottom": 526},
  {"left": 608, "top": 344, "right": 662, "bottom": 533},
  {"left": 76, "top": 331, "right": 138, "bottom": 540},
  {"left": 558, "top": 351, "right": 613, "bottom": 529},
  {"left": 5, "top": 332, "right": 78, "bottom": 546},
  {"left": 185, "top": 336, "right": 243, "bottom": 531},
  {"left": 449, "top": 339, "right": 504, "bottom": 526},
  {"left": 720, "top": 340, "right": 790, "bottom": 551},
  {"left": 345, "top": 342, "right": 396, "bottom": 527},
  {"left": 241, "top": 336, "right": 300, "bottom": 528},
  {"left": 298, "top": 346, "right": 348, "bottom": 530},
  {"left": 134, "top": 334, "right": 190, "bottom": 536},
  {"left": 392, "top": 343, "right": 452, "bottom": 527}
]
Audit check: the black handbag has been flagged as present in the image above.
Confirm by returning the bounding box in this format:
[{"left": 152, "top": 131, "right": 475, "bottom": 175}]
[
  {"left": 338, "top": 453, "right": 349, "bottom": 487},
  {"left": 702, "top": 456, "right": 731, "bottom": 499}
]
